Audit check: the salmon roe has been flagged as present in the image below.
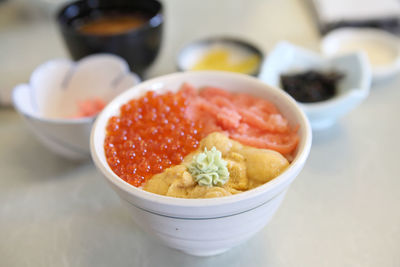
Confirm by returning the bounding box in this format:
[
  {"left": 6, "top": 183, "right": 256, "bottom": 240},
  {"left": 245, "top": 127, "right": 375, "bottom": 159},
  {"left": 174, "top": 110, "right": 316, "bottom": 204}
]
[{"left": 104, "top": 90, "right": 204, "bottom": 187}]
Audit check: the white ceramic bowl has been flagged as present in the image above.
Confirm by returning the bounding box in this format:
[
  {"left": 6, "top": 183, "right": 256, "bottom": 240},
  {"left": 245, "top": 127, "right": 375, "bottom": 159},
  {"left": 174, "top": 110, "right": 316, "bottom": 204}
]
[
  {"left": 259, "top": 41, "right": 371, "bottom": 130},
  {"left": 176, "top": 36, "right": 264, "bottom": 76},
  {"left": 321, "top": 27, "right": 400, "bottom": 81},
  {"left": 12, "top": 54, "right": 140, "bottom": 160},
  {"left": 90, "top": 71, "right": 312, "bottom": 256}
]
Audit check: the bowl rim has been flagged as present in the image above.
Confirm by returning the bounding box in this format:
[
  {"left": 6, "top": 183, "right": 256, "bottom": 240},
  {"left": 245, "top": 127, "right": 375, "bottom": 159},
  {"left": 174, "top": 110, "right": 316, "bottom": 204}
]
[
  {"left": 56, "top": 0, "right": 163, "bottom": 38},
  {"left": 12, "top": 53, "right": 140, "bottom": 125},
  {"left": 90, "top": 71, "right": 312, "bottom": 208}
]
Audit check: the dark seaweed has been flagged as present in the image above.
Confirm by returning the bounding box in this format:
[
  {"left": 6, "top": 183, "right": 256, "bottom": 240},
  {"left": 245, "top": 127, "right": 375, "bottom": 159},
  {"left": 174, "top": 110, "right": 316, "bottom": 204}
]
[{"left": 280, "top": 70, "right": 344, "bottom": 103}]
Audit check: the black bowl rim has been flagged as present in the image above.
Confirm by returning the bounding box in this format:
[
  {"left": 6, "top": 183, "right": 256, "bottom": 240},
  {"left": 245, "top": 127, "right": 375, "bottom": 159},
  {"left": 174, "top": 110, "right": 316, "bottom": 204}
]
[{"left": 56, "top": 0, "right": 163, "bottom": 38}]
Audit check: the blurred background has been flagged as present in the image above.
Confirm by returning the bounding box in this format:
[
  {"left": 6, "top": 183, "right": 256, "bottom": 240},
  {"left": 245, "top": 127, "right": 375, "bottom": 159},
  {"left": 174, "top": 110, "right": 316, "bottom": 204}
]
[
  {"left": 2, "top": 0, "right": 400, "bottom": 104},
  {"left": 0, "top": 0, "right": 322, "bottom": 105}
]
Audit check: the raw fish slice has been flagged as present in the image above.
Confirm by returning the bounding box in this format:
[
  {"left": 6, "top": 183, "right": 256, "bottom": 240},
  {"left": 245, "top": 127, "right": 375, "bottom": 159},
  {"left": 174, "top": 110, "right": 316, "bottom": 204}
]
[
  {"left": 230, "top": 133, "right": 299, "bottom": 154},
  {"left": 199, "top": 87, "right": 234, "bottom": 100}
]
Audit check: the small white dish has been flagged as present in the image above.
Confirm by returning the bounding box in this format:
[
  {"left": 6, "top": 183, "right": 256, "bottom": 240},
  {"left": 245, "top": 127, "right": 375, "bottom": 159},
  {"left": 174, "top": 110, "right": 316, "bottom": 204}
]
[
  {"left": 90, "top": 71, "right": 312, "bottom": 256},
  {"left": 321, "top": 27, "right": 400, "bottom": 81},
  {"left": 177, "top": 37, "right": 264, "bottom": 76},
  {"left": 259, "top": 41, "right": 371, "bottom": 130},
  {"left": 13, "top": 54, "right": 140, "bottom": 160}
]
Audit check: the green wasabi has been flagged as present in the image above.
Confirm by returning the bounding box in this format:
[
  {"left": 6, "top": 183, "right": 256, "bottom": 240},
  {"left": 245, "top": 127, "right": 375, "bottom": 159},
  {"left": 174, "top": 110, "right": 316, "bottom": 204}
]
[{"left": 187, "top": 146, "right": 229, "bottom": 187}]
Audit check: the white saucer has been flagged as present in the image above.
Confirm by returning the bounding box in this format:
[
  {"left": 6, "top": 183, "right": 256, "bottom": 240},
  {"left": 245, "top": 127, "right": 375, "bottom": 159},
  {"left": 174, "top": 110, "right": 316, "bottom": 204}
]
[
  {"left": 259, "top": 41, "right": 371, "bottom": 130},
  {"left": 321, "top": 27, "right": 400, "bottom": 82}
]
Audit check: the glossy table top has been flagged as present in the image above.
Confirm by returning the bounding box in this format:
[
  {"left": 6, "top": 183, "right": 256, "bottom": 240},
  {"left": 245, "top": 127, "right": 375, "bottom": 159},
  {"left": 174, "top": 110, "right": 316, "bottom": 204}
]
[{"left": 1, "top": 0, "right": 399, "bottom": 266}]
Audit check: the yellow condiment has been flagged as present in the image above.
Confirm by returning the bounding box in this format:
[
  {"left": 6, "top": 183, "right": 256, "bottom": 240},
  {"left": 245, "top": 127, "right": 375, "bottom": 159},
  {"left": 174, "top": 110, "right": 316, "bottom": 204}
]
[{"left": 191, "top": 48, "right": 260, "bottom": 74}]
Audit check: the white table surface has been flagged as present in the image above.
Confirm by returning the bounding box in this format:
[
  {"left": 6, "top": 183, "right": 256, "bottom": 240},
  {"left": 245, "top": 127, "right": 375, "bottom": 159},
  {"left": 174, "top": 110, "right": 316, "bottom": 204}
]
[{"left": 1, "top": 0, "right": 399, "bottom": 266}]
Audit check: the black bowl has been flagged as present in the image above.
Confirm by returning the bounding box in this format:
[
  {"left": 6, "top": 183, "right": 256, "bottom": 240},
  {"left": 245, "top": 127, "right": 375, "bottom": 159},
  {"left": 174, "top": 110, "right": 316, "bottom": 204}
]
[{"left": 56, "top": 0, "right": 163, "bottom": 77}]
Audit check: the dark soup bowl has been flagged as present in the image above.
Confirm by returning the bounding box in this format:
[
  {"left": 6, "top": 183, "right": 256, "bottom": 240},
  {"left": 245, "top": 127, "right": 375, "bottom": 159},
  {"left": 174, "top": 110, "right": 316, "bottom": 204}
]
[{"left": 56, "top": 0, "right": 163, "bottom": 77}]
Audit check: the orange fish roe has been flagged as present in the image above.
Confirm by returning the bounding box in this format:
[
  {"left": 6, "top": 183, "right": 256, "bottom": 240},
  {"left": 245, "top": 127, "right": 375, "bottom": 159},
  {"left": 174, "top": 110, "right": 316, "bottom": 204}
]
[{"left": 104, "top": 88, "right": 204, "bottom": 187}]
